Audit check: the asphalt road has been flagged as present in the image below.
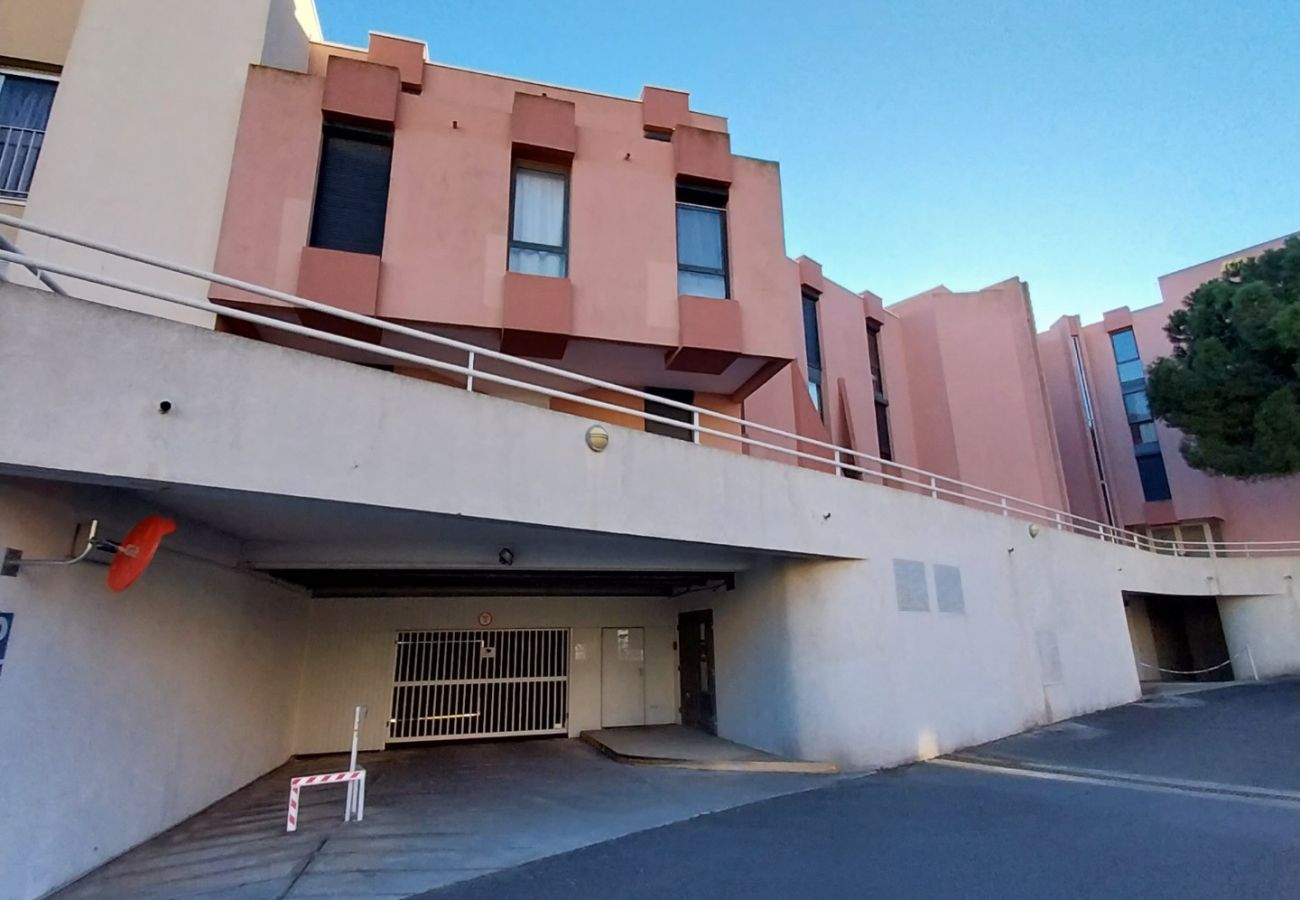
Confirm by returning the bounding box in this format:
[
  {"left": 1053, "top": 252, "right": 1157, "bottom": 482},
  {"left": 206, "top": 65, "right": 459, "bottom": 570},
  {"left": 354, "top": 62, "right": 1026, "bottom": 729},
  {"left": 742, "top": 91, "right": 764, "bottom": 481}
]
[{"left": 418, "top": 681, "right": 1300, "bottom": 900}]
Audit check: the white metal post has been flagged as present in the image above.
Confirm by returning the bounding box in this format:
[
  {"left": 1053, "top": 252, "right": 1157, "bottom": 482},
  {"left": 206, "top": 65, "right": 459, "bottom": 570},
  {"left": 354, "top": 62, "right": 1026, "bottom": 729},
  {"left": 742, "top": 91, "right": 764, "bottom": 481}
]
[
  {"left": 466, "top": 351, "right": 476, "bottom": 393},
  {"left": 346, "top": 705, "right": 366, "bottom": 821},
  {"left": 929, "top": 476, "right": 938, "bottom": 499},
  {"left": 1000, "top": 498, "right": 1008, "bottom": 517},
  {"left": 833, "top": 449, "right": 842, "bottom": 477}
]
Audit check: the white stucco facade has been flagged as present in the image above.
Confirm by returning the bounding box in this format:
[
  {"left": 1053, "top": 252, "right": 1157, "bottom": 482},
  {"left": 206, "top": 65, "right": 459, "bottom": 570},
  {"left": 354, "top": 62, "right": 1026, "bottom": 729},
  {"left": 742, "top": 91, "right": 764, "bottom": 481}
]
[
  {"left": 0, "top": 480, "right": 308, "bottom": 900},
  {"left": 11, "top": 0, "right": 317, "bottom": 324}
]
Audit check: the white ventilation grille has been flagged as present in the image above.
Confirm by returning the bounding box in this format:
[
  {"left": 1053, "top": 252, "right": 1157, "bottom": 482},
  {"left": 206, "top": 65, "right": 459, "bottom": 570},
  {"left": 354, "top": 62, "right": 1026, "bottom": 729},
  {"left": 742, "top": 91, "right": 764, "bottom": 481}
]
[
  {"left": 893, "top": 559, "right": 930, "bottom": 612},
  {"left": 934, "top": 564, "right": 965, "bottom": 614}
]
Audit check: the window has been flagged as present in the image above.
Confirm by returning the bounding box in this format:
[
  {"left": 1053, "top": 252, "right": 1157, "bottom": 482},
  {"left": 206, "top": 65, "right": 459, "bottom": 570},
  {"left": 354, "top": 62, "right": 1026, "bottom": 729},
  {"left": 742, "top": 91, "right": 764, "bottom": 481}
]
[
  {"left": 309, "top": 123, "right": 393, "bottom": 255},
  {"left": 676, "top": 182, "right": 729, "bottom": 298},
  {"left": 867, "top": 320, "right": 893, "bottom": 461},
  {"left": 802, "top": 291, "right": 824, "bottom": 417},
  {"left": 1109, "top": 328, "right": 1171, "bottom": 502},
  {"left": 508, "top": 165, "right": 568, "bottom": 277},
  {"left": 0, "top": 72, "right": 57, "bottom": 201},
  {"left": 644, "top": 388, "right": 696, "bottom": 442},
  {"left": 1136, "top": 521, "right": 1221, "bottom": 557},
  {"left": 1135, "top": 449, "right": 1172, "bottom": 502}
]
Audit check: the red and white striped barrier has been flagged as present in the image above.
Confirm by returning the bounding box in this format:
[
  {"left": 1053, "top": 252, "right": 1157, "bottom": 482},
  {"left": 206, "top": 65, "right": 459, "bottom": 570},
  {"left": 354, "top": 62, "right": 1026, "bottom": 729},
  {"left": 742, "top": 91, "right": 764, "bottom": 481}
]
[{"left": 285, "top": 769, "right": 365, "bottom": 832}]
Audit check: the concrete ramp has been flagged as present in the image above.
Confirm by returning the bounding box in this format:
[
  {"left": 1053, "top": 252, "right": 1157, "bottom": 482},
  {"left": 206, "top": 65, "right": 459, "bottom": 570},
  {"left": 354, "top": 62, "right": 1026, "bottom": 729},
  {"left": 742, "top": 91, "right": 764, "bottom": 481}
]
[{"left": 582, "top": 725, "right": 839, "bottom": 774}]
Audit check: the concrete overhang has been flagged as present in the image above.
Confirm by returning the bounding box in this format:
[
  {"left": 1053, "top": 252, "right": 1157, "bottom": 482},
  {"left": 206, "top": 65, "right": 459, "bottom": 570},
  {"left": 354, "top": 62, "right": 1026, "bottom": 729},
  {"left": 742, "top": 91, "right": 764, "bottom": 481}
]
[{"left": 0, "top": 283, "right": 867, "bottom": 561}]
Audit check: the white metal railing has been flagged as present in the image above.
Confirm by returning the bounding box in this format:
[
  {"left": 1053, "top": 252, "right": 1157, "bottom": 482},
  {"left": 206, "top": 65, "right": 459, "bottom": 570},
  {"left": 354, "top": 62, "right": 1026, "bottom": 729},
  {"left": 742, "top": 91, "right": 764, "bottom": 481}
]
[
  {"left": 0, "top": 211, "right": 1297, "bottom": 560},
  {"left": 0, "top": 126, "right": 44, "bottom": 200}
]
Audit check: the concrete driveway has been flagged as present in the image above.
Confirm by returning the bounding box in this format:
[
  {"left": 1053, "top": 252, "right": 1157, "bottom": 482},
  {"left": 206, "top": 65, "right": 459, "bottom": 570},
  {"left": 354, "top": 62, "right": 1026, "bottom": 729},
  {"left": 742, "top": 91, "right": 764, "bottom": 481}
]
[
  {"left": 420, "top": 679, "right": 1300, "bottom": 900},
  {"left": 50, "top": 739, "right": 836, "bottom": 900}
]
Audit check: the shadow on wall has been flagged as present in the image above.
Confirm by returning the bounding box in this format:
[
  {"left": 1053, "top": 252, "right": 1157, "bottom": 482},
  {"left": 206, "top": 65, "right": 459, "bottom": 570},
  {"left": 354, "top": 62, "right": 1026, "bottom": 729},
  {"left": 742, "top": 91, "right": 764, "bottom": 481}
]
[{"left": 711, "top": 558, "right": 801, "bottom": 759}]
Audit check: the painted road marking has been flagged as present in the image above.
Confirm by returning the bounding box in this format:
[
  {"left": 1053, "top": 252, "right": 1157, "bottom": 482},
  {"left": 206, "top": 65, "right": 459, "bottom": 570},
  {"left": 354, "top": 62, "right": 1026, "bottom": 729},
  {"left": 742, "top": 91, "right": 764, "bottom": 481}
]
[{"left": 931, "top": 756, "right": 1300, "bottom": 810}]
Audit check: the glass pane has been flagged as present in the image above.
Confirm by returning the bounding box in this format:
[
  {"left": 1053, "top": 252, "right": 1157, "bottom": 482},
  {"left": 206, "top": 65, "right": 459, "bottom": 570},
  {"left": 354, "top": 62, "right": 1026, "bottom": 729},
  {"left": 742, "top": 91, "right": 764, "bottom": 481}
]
[
  {"left": 645, "top": 388, "right": 695, "bottom": 442},
  {"left": 1123, "top": 390, "right": 1151, "bottom": 420},
  {"left": 1115, "top": 359, "right": 1144, "bottom": 384},
  {"left": 875, "top": 402, "right": 893, "bottom": 460},
  {"left": 802, "top": 295, "right": 822, "bottom": 368},
  {"left": 678, "top": 269, "right": 727, "bottom": 298},
  {"left": 807, "top": 377, "right": 822, "bottom": 414},
  {"left": 676, "top": 205, "right": 724, "bottom": 270},
  {"left": 1109, "top": 329, "right": 1139, "bottom": 363},
  {"left": 1136, "top": 453, "right": 1172, "bottom": 502},
  {"left": 0, "top": 76, "right": 56, "bottom": 130},
  {"left": 512, "top": 168, "right": 566, "bottom": 248},
  {"left": 1135, "top": 421, "right": 1158, "bottom": 444},
  {"left": 509, "top": 246, "right": 566, "bottom": 277}
]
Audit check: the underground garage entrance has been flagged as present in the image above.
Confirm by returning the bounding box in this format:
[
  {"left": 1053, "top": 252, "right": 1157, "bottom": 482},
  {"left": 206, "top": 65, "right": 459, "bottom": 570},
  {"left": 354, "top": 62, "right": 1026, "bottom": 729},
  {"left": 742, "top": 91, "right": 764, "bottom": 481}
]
[
  {"left": 1123, "top": 591, "right": 1236, "bottom": 683},
  {"left": 266, "top": 567, "right": 732, "bottom": 747}
]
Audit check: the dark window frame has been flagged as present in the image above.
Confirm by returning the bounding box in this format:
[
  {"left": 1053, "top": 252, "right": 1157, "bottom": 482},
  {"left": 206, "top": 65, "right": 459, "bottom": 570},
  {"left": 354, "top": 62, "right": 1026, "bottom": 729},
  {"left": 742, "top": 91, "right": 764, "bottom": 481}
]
[
  {"left": 1108, "top": 327, "right": 1172, "bottom": 502},
  {"left": 866, "top": 319, "right": 893, "bottom": 461},
  {"left": 308, "top": 120, "right": 394, "bottom": 256},
  {"left": 0, "top": 71, "right": 58, "bottom": 201},
  {"left": 507, "top": 160, "right": 571, "bottom": 278},
  {"left": 675, "top": 180, "right": 731, "bottom": 299},
  {"left": 802, "top": 290, "right": 825, "bottom": 419},
  {"left": 644, "top": 387, "right": 696, "bottom": 442}
]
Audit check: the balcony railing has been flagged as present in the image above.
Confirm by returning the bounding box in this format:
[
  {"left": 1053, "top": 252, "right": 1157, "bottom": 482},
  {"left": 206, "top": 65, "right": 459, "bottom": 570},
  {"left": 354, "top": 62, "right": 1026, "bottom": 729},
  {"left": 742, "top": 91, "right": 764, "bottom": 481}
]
[
  {"left": 0, "top": 126, "right": 45, "bottom": 201},
  {"left": 0, "top": 211, "right": 1298, "bottom": 559}
]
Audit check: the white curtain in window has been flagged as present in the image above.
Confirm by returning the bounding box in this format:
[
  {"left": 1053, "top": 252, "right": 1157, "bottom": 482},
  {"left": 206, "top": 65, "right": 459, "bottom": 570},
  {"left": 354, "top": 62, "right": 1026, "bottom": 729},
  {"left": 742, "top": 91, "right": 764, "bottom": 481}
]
[
  {"left": 512, "top": 168, "right": 565, "bottom": 248},
  {"left": 676, "top": 205, "right": 724, "bottom": 270},
  {"left": 509, "top": 246, "right": 565, "bottom": 277},
  {"left": 678, "top": 269, "right": 727, "bottom": 298}
]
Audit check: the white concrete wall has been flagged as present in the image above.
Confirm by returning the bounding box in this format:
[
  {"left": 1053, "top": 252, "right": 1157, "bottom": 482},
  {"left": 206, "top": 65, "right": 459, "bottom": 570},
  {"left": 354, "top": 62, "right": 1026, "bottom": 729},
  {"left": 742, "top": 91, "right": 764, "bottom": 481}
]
[
  {"left": 710, "top": 507, "right": 1148, "bottom": 770},
  {"left": 2, "top": 283, "right": 1300, "bottom": 851},
  {"left": 294, "top": 596, "right": 678, "bottom": 753},
  {"left": 12, "top": 0, "right": 313, "bottom": 324},
  {"left": 0, "top": 480, "right": 309, "bottom": 900},
  {"left": 1219, "top": 592, "right": 1300, "bottom": 679}
]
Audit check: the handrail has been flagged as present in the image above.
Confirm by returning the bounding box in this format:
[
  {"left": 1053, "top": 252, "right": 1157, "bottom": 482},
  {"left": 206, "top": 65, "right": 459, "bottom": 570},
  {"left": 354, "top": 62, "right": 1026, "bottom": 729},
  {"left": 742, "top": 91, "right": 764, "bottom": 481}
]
[
  {"left": 0, "top": 233, "right": 65, "bottom": 294},
  {"left": 1, "top": 212, "right": 1297, "bottom": 560}
]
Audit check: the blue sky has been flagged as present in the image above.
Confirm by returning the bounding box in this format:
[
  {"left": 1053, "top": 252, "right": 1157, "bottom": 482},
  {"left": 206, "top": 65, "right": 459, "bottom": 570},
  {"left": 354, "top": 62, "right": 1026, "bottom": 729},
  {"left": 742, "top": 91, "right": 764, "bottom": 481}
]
[{"left": 315, "top": 0, "right": 1299, "bottom": 325}]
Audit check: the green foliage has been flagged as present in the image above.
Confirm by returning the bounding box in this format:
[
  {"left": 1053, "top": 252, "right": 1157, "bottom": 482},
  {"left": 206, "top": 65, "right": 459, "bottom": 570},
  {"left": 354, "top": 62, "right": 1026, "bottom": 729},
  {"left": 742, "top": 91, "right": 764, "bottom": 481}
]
[{"left": 1147, "top": 237, "right": 1300, "bottom": 478}]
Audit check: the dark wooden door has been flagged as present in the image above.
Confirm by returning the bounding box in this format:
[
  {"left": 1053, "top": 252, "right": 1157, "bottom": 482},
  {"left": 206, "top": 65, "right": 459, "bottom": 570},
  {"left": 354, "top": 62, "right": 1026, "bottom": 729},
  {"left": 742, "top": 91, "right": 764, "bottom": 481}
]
[{"left": 678, "top": 609, "right": 717, "bottom": 734}]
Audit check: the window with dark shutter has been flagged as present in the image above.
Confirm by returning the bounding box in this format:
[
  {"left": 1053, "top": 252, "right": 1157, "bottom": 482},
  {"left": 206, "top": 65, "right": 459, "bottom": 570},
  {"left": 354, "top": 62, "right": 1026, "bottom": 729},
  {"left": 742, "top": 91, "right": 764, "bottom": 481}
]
[
  {"left": 309, "top": 123, "right": 393, "bottom": 256},
  {"left": 802, "top": 291, "right": 824, "bottom": 418},
  {"left": 867, "top": 321, "right": 893, "bottom": 461},
  {"left": 644, "top": 387, "right": 696, "bottom": 442}
]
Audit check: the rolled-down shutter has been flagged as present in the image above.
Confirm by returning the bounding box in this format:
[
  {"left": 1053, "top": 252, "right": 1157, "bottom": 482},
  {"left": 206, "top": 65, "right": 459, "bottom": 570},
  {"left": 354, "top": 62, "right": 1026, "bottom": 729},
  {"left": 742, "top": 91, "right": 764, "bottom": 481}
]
[{"left": 309, "top": 125, "right": 393, "bottom": 255}]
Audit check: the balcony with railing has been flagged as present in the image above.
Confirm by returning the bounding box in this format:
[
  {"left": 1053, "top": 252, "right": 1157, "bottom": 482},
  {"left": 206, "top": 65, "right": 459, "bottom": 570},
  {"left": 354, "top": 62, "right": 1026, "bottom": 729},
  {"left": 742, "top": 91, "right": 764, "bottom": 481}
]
[
  {"left": 0, "top": 125, "right": 45, "bottom": 201},
  {"left": 1, "top": 211, "right": 1298, "bottom": 560}
]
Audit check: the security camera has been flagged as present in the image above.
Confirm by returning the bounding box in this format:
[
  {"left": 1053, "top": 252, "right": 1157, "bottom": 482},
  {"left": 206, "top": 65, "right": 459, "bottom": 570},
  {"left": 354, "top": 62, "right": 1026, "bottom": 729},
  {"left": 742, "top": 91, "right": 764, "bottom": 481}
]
[{"left": 498, "top": 548, "right": 514, "bottom": 566}]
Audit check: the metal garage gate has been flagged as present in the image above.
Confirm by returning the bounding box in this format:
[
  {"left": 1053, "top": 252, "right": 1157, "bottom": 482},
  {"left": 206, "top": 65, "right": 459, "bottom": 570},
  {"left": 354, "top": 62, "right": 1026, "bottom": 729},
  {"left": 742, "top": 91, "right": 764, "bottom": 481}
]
[{"left": 388, "top": 629, "right": 570, "bottom": 743}]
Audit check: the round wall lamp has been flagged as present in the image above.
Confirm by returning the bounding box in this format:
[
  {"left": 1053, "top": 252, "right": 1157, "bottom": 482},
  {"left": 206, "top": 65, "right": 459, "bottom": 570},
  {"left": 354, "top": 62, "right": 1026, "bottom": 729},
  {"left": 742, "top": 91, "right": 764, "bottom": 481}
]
[
  {"left": 585, "top": 425, "right": 610, "bottom": 452},
  {"left": 1028, "top": 523, "right": 1042, "bottom": 539}
]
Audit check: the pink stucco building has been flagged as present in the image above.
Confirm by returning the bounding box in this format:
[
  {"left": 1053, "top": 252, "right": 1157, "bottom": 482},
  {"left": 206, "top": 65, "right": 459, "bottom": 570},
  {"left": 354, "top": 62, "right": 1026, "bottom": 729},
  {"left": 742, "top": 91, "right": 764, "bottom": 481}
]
[
  {"left": 207, "top": 31, "right": 1072, "bottom": 514},
  {"left": 1039, "top": 234, "right": 1300, "bottom": 545}
]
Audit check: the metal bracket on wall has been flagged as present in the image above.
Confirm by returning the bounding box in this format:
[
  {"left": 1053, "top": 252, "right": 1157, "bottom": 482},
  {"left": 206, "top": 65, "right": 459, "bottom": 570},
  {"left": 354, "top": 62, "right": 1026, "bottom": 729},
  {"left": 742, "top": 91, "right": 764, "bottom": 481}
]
[{"left": 1, "top": 520, "right": 110, "bottom": 577}]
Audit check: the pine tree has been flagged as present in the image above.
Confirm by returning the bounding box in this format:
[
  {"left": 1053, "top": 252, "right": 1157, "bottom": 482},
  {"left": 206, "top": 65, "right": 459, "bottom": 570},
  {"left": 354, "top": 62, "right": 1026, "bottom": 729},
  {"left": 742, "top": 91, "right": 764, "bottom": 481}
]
[{"left": 1147, "top": 237, "right": 1300, "bottom": 478}]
